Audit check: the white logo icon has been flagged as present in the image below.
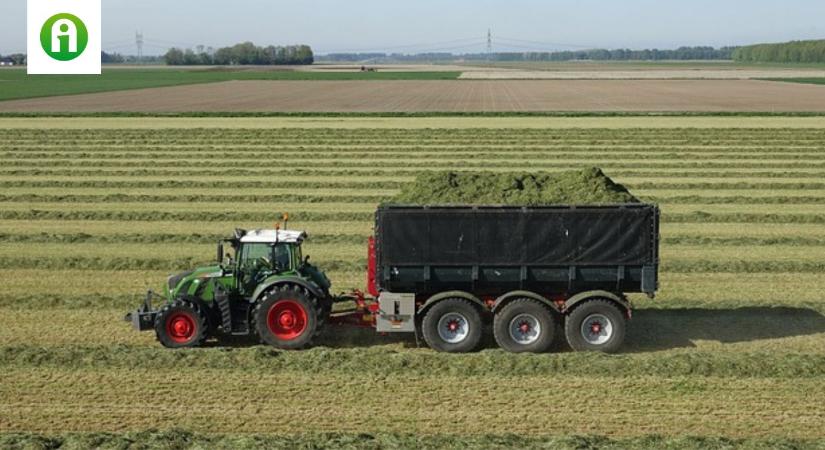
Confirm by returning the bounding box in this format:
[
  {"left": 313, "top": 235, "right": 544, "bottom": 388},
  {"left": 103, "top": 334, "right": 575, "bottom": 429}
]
[{"left": 51, "top": 19, "right": 79, "bottom": 53}]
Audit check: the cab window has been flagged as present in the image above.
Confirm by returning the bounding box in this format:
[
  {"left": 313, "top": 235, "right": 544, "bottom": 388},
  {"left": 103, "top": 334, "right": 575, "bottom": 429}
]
[
  {"left": 239, "top": 243, "right": 292, "bottom": 271},
  {"left": 240, "top": 243, "right": 271, "bottom": 267},
  {"left": 273, "top": 244, "right": 291, "bottom": 270}
]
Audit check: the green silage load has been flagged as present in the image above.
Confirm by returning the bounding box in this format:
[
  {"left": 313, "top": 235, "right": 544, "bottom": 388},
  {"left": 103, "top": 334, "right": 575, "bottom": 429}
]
[{"left": 391, "top": 167, "right": 638, "bottom": 206}]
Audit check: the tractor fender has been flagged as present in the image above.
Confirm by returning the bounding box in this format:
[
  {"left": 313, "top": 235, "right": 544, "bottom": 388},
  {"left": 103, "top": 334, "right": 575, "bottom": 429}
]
[
  {"left": 250, "top": 276, "right": 326, "bottom": 303},
  {"left": 491, "top": 290, "right": 561, "bottom": 314},
  {"left": 563, "top": 290, "right": 632, "bottom": 315},
  {"left": 417, "top": 290, "right": 486, "bottom": 317}
]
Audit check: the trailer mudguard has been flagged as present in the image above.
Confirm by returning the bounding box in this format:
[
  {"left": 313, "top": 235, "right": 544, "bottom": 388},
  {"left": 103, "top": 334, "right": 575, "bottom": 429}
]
[
  {"left": 418, "top": 290, "right": 486, "bottom": 316},
  {"left": 564, "top": 290, "right": 631, "bottom": 314},
  {"left": 250, "top": 276, "right": 326, "bottom": 303},
  {"left": 491, "top": 290, "right": 561, "bottom": 314}
]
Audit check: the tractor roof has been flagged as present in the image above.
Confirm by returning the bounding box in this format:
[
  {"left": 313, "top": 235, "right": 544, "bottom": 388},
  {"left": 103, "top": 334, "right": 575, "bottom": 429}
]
[{"left": 239, "top": 229, "right": 307, "bottom": 244}]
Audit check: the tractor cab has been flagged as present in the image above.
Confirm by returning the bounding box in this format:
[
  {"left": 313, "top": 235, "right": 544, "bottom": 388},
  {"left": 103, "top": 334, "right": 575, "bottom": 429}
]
[{"left": 224, "top": 229, "right": 308, "bottom": 295}]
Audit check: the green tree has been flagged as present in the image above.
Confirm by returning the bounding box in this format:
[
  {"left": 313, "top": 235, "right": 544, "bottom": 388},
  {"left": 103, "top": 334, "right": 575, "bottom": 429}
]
[{"left": 163, "top": 48, "right": 185, "bottom": 65}]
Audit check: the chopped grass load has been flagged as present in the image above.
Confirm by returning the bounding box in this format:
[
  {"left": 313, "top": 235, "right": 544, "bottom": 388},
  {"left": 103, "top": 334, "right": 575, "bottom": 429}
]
[{"left": 391, "top": 167, "right": 639, "bottom": 205}]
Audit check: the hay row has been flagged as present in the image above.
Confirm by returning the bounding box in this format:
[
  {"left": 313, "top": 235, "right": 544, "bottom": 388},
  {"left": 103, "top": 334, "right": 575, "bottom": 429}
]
[
  {"left": 4, "top": 343, "right": 825, "bottom": 379},
  {"left": 7, "top": 144, "right": 825, "bottom": 152},
  {"left": 6, "top": 160, "right": 825, "bottom": 169},
  {"left": 5, "top": 168, "right": 825, "bottom": 180},
  {"left": 1, "top": 255, "right": 823, "bottom": 273},
  {"left": 6, "top": 128, "right": 825, "bottom": 137},
  {"left": 5, "top": 209, "right": 825, "bottom": 223},
  {"left": 8, "top": 151, "right": 825, "bottom": 161},
  {"left": 2, "top": 179, "right": 825, "bottom": 190},
  {"left": 1, "top": 430, "right": 815, "bottom": 450},
  {"left": 6, "top": 232, "right": 824, "bottom": 247},
  {"left": 3, "top": 193, "right": 825, "bottom": 204}
]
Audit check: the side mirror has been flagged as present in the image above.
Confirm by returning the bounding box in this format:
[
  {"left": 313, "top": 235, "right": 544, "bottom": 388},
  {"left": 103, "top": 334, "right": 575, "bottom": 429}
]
[{"left": 217, "top": 242, "right": 224, "bottom": 264}]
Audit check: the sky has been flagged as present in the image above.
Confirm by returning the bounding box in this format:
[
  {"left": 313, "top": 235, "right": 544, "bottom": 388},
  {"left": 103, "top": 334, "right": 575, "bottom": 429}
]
[{"left": 2, "top": 0, "right": 825, "bottom": 55}]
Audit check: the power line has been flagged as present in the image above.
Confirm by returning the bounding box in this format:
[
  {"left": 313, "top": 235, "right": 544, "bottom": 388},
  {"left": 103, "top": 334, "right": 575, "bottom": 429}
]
[
  {"left": 319, "top": 36, "right": 483, "bottom": 54},
  {"left": 496, "top": 36, "right": 600, "bottom": 50},
  {"left": 103, "top": 43, "right": 137, "bottom": 51},
  {"left": 102, "top": 38, "right": 135, "bottom": 47}
]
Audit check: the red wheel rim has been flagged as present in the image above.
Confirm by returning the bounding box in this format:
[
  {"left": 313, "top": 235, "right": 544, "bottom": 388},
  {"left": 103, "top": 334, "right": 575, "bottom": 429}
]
[
  {"left": 267, "top": 300, "right": 308, "bottom": 340},
  {"left": 166, "top": 312, "right": 197, "bottom": 344}
]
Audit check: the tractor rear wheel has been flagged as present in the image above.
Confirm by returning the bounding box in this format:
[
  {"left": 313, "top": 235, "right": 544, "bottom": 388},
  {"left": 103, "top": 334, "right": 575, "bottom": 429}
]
[
  {"left": 493, "top": 298, "right": 555, "bottom": 353},
  {"left": 253, "top": 285, "right": 321, "bottom": 350},
  {"left": 155, "top": 299, "right": 208, "bottom": 348}
]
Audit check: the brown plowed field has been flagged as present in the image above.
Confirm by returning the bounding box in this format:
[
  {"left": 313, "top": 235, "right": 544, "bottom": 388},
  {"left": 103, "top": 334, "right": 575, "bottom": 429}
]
[{"left": 3, "top": 79, "right": 825, "bottom": 112}]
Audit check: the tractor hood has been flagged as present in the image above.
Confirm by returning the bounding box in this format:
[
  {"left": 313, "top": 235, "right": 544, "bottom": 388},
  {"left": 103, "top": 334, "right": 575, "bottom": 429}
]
[{"left": 167, "top": 265, "right": 223, "bottom": 299}]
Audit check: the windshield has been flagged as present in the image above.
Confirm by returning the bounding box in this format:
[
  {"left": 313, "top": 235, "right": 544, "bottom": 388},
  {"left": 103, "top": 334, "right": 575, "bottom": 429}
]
[{"left": 239, "top": 243, "right": 292, "bottom": 271}]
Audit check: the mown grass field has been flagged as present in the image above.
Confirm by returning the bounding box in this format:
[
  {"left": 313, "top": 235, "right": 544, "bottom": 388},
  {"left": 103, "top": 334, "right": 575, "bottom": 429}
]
[
  {"left": 766, "top": 77, "right": 825, "bottom": 86},
  {"left": 1, "top": 117, "right": 825, "bottom": 447}
]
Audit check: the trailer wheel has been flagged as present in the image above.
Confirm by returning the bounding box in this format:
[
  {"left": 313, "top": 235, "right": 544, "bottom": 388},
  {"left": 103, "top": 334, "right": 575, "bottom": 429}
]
[
  {"left": 155, "top": 299, "right": 208, "bottom": 348},
  {"left": 421, "top": 298, "right": 483, "bottom": 353},
  {"left": 493, "top": 299, "right": 555, "bottom": 353},
  {"left": 253, "top": 285, "right": 319, "bottom": 350},
  {"left": 564, "top": 299, "right": 626, "bottom": 353}
]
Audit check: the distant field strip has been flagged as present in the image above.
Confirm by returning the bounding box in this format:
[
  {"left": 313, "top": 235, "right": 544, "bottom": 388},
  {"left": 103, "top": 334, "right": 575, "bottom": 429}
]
[
  {"left": 5, "top": 116, "right": 825, "bottom": 129},
  {"left": 5, "top": 79, "right": 825, "bottom": 112},
  {"left": 0, "top": 69, "right": 462, "bottom": 102},
  {"left": 2, "top": 122, "right": 825, "bottom": 439}
]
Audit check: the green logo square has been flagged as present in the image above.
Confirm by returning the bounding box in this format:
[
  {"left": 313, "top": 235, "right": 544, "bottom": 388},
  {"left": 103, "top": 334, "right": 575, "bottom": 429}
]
[{"left": 40, "top": 13, "right": 89, "bottom": 61}]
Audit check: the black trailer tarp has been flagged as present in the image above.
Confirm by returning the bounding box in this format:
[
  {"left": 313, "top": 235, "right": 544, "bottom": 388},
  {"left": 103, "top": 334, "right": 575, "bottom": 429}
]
[{"left": 378, "top": 205, "right": 657, "bottom": 267}]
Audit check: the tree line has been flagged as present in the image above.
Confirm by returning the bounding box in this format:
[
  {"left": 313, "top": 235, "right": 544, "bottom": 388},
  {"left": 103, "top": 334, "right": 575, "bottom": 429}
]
[
  {"left": 0, "top": 53, "right": 26, "bottom": 65},
  {"left": 164, "top": 42, "right": 313, "bottom": 65},
  {"left": 321, "top": 46, "right": 737, "bottom": 63},
  {"left": 733, "top": 40, "right": 825, "bottom": 63}
]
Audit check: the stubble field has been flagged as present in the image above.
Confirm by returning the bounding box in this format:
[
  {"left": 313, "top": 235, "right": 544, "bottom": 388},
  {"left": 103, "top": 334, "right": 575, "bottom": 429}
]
[
  {"left": 1, "top": 117, "right": 825, "bottom": 448},
  {"left": 5, "top": 79, "right": 825, "bottom": 113}
]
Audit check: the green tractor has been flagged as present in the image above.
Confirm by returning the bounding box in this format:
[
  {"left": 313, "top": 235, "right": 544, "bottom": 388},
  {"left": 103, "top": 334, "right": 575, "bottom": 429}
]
[{"left": 126, "top": 228, "right": 333, "bottom": 349}]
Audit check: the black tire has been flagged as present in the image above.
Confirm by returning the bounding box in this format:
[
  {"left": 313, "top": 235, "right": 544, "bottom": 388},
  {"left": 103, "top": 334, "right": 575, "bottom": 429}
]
[
  {"left": 493, "top": 298, "right": 556, "bottom": 353},
  {"left": 252, "top": 285, "right": 321, "bottom": 350},
  {"left": 421, "top": 298, "right": 483, "bottom": 353},
  {"left": 564, "top": 299, "right": 626, "bottom": 353},
  {"left": 155, "top": 299, "right": 208, "bottom": 348}
]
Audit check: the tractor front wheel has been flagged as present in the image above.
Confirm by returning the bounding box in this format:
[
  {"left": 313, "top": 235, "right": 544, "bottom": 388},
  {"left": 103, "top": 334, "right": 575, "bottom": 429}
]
[
  {"left": 253, "top": 286, "right": 320, "bottom": 350},
  {"left": 155, "top": 299, "right": 208, "bottom": 348}
]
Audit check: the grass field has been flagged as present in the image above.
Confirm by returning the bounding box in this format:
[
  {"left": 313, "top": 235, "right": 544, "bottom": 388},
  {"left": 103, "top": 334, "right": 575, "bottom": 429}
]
[
  {"left": 1, "top": 117, "right": 825, "bottom": 446},
  {"left": 0, "top": 69, "right": 462, "bottom": 102},
  {"left": 766, "top": 77, "right": 825, "bottom": 86}
]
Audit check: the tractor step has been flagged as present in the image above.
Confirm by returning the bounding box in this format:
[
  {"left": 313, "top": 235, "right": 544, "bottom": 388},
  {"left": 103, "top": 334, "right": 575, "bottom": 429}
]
[{"left": 215, "top": 287, "right": 232, "bottom": 331}]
